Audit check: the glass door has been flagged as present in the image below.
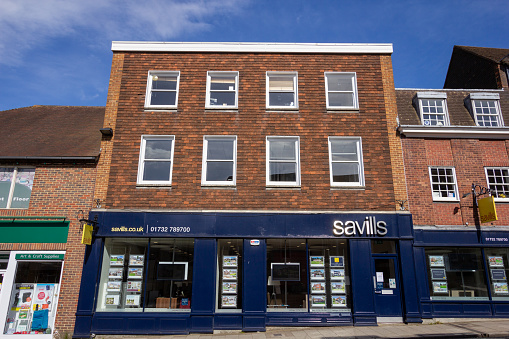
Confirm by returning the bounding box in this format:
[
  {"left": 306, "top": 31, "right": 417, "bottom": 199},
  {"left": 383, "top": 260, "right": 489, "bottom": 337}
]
[{"left": 373, "top": 256, "right": 402, "bottom": 317}]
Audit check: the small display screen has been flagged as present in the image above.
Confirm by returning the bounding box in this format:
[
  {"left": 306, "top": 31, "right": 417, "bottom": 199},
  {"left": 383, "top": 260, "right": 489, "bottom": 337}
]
[
  {"left": 157, "top": 262, "right": 187, "bottom": 280},
  {"left": 271, "top": 263, "right": 300, "bottom": 281}
]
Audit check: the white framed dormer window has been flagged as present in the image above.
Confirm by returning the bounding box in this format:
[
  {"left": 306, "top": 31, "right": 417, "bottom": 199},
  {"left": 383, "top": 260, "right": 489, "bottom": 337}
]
[
  {"left": 485, "top": 167, "right": 509, "bottom": 201},
  {"left": 206, "top": 71, "right": 238, "bottom": 108},
  {"left": 144, "top": 71, "right": 180, "bottom": 109},
  {"left": 266, "top": 136, "right": 300, "bottom": 187},
  {"left": 0, "top": 167, "right": 35, "bottom": 209},
  {"left": 137, "top": 135, "right": 175, "bottom": 185},
  {"left": 416, "top": 92, "right": 449, "bottom": 126},
  {"left": 429, "top": 167, "right": 459, "bottom": 201},
  {"left": 325, "top": 72, "right": 359, "bottom": 110},
  {"left": 328, "top": 137, "right": 364, "bottom": 187},
  {"left": 266, "top": 72, "right": 298, "bottom": 109},
  {"left": 470, "top": 93, "right": 503, "bottom": 127},
  {"left": 202, "top": 136, "right": 237, "bottom": 186}
]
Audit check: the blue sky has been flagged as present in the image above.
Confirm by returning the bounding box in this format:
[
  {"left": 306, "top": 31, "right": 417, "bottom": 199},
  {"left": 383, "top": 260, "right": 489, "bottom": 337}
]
[{"left": 0, "top": 0, "right": 507, "bottom": 111}]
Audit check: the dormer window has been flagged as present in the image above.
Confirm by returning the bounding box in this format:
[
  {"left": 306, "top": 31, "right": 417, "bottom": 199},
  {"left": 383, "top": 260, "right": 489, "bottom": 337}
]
[
  {"left": 470, "top": 93, "right": 503, "bottom": 127},
  {"left": 416, "top": 92, "right": 449, "bottom": 126}
]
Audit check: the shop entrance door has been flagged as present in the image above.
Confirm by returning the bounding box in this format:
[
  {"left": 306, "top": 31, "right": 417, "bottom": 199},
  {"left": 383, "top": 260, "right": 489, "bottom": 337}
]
[{"left": 373, "top": 256, "right": 402, "bottom": 319}]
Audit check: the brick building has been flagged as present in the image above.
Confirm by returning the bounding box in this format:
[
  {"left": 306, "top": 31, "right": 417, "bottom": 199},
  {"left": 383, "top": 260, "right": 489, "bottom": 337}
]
[
  {"left": 397, "top": 46, "right": 509, "bottom": 318},
  {"left": 74, "top": 42, "right": 421, "bottom": 336},
  {"left": 0, "top": 105, "right": 105, "bottom": 337}
]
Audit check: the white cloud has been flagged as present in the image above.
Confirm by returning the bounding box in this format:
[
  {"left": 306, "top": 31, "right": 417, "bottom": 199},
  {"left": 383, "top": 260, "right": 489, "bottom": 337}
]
[{"left": 0, "top": 0, "right": 247, "bottom": 66}]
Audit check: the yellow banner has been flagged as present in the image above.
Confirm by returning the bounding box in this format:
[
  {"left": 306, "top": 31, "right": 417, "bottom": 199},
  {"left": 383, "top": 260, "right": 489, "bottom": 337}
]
[
  {"left": 81, "top": 223, "right": 94, "bottom": 245},
  {"left": 478, "top": 196, "right": 498, "bottom": 223}
]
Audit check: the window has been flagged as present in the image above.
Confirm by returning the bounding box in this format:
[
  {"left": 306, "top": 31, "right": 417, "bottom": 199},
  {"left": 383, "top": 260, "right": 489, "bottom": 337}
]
[
  {"left": 266, "top": 137, "right": 300, "bottom": 187},
  {"left": 325, "top": 72, "right": 358, "bottom": 110},
  {"left": 484, "top": 248, "right": 509, "bottom": 300},
  {"left": 470, "top": 93, "right": 503, "bottom": 127},
  {"left": 416, "top": 92, "right": 449, "bottom": 126},
  {"left": 202, "top": 136, "right": 236, "bottom": 186},
  {"left": 217, "top": 239, "right": 242, "bottom": 311},
  {"left": 206, "top": 71, "right": 238, "bottom": 108},
  {"left": 485, "top": 167, "right": 509, "bottom": 200},
  {"left": 0, "top": 167, "right": 35, "bottom": 209},
  {"left": 429, "top": 167, "right": 459, "bottom": 201},
  {"left": 144, "top": 71, "right": 180, "bottom": 109},
  {"left": 137, "top": 136, "right": 175, "bottom": 185},
  {"left": 266, "top": 72, "right": 298, "bottom": 109},
  {"left": 328, "top": 137, "right": 364, "bottom": 187}
]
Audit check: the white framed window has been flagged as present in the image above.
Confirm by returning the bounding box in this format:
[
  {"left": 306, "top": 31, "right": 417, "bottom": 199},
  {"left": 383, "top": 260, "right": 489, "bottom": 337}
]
[
  {"left": 144, "top": 71, "right": 180, "bottom": 109},
  {"left": 416, "top": 92, "right": 449, "bottom": 126},
  {"left": 328, "top": 137, "right": 364, "bottom": 187},
  {"left": 202, "top": 136, "right": 237, "bottom": 186},
  {"left": 137, "top": 135, "right": 175, "bottom": 185},
  {"left": 429, "top": 167, "right": 459, "bottom": 201},
  {"left": 266, "top": 136, "right": 300, "bottom": 187},
  {"left": 325, "top": 72, "right": 359, "bottom": 110},
  {"left": 485, "top": 167, "right": 509, "bottom": 200},
  {"left": 266, "top": 72, "right": 298, "bottom": 109},
  {"left": 206, "top": 71, "right": 238, "bottom": 108},
  {"left": 470, "top": 93, "right": 503, "bottom": 127},
  {"left": 0, "top": 167, "right": 35, "bottom": 209}
]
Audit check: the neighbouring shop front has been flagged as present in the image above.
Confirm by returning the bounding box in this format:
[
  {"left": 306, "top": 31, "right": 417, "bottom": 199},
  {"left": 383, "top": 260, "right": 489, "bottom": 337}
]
[
  {"left": 74, "top": 211, "right": 420, "bottom": 336},
  {"left": 414, "top": 227, "right": 509, "bottom": 319}
]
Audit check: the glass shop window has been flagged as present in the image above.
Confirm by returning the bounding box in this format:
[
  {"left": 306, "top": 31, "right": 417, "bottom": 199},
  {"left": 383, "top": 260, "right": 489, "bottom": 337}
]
[
  {"left": 216, "top": 239, "right": 242, "bottom": 311},
  {"left": 425, "top": 248, "right": 489, "bottom": 300},
  {"left": 4, "top": 260, "right": 63, "bottom": 335},
  {"left": 308, "top": 239, "right": 350, "bottom": 311},
  {"left": 267, "top": 239, "right": 307, "bottom": 311},
  {"left": 484, "top": 248, "right": 509, "bottom": 300}
]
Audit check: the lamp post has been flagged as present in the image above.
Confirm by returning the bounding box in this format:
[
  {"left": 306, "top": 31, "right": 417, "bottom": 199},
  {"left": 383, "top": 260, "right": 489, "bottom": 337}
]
[{"left": 464, "top": 184, "right": 491, "bottom": 242}]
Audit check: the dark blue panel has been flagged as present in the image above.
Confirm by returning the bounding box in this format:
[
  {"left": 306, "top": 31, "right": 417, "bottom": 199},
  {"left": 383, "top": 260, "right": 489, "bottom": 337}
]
[
  {"left": 482, "top": 231, "right": 509, "bottom": 246},
  {"left": 72, "top": 315, "right": 92, "bottom": 338},
  {"left": 413, "top": 247, "right": 431, "bottom": 302},
  {"left": 463, "top": 303, "right": 492, "bottom": 315},
  {"left": 191, "top": 239, "right": 216, "bottom": 314},
  {"left": 399, "top": 240, "right": 422, "bottom": 322},
  {"left": 126, "top": 318, "right": 156, "bottom": 332},
  {"left": 414, "top": 229, "right": 480, "bottom": 246},
  {"left": 493, "top": 303, "right": 509, "bottom": 315},
  {"left": 243, "top": 316, "right": 266, "bottom": 331},
  {"left": 92, "top": 317, "right": 125, "bottom": 332},
  {"left": 158, "top": 317, "right": 189, "bottom": 333},
  {"left": 214, "top": 315, "right": 242, "bottom": 329},
  {"left": 432, "top": 303, "right": 462, "bottom": 315},
  {"left": 145, "top": 212, "right": 216, "bottom": 237},
  {"left": 350, "top": 240, "right": 376, "bottom": 323},
  {"left": 190, "top": 316, "right": 214, "bottom": 333},
  {"left": 243, "top": 238, "right": 266, "bottom": 314}
]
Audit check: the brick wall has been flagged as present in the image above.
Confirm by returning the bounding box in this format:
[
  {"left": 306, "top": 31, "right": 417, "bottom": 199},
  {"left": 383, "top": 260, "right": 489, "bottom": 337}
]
[
  {"left": 402, "top": 137, "right": 509, "bottom": 227},
  {"left": 0, "top": 163, "right": 97, "bottom": 335},
  {"left": 100, "top": 52, "right": 399, "bottom": 211}
]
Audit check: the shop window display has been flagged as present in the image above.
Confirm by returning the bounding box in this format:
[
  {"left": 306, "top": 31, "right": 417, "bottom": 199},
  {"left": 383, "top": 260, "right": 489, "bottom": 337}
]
[
  {"left": 216, "top": 239, "right": 242, "bottom": 311},
  {"left": 425, "top": 248, "right": 489, "bottom": 300},
  {"left": 484, "top": 248, "right": 509, "bottom": 300},
  {"left": 4, "top": 261, "right": 62, "bottom": 335},
  {"left": 96, "top": 238, "right": 194, "bottom": 312}
]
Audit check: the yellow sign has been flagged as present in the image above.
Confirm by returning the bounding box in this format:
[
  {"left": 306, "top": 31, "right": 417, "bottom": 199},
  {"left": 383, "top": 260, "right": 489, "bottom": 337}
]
[
  {"left": 81, "top": 223, "right": 94, "bottom": 245},
  {"left": 478, "top": 196, "right": 498, "bottom": 223}
]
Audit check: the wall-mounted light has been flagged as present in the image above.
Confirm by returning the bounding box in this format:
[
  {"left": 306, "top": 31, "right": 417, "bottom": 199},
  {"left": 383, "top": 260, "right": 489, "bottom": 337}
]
[{"left": 100, "top": 128, "right": 113, "bottom": 136}]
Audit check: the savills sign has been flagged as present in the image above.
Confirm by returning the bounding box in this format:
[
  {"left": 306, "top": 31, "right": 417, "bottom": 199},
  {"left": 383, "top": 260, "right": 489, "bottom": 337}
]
[{"left": 333, "top": 216, "right": 387, "bottom": 237}]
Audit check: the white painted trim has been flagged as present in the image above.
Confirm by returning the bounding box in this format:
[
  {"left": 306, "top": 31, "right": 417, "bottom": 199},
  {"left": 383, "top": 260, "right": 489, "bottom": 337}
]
[
  {"left": 398, "top": 125, "right": 509, "bottom": 139},
  {"left": 470, "top": 92, "right": 500, "bottom": 100},
  {"left": 416, "top": 91, "right": 447, "bottom": 99},
  {"left": 112, "top": 41, "right": 393, "bottom": 54}
]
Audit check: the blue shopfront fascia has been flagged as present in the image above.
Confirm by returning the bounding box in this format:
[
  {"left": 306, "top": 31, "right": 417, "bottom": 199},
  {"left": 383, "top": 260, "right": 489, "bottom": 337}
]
[
  {"left": 73, "top": 211, "right": 417, "bottom": 338},
  {"left": 413, "top": 228, "right": 509, "bottom": 319}
]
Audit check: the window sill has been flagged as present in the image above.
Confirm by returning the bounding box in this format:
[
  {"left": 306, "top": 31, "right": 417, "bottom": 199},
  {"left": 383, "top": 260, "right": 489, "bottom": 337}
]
[
  {"left": 494, "top": 198, "right": 509, "bottom": 203},
  {"left": 266, "top": 107, "right": 299, "bottom": 112},
  {"left": 327, "top": 108, "right": 360, "bottom": 113},
  {"left": 266, "top": 186, "right": 301, "bottom": 190},
  {"left": 144, "top": 108, "right": 178, "bottom": 113},
  {"left": 330, "top": 186, "right": 365, "bottom": 190},
  {"left": 201, "top": 185, "right": 236, "bottom": 189},
  {"left": 432, "top": 199, "right": 460, "bottom": 203},
  {"left": 136, "top": 184, "right": 172, "bottom": 188},
  {"left": 205, "top": 106, "right": 238, "bottom": 110}
]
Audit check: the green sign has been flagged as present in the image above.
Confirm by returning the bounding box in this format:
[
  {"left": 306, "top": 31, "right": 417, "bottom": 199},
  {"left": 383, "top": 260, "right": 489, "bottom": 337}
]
[
  {"left": 0, "top": 221, "right": 69, "bottom": 243},
  {"left": 15, "top": 253, "right": 64, "bottom": 260}
]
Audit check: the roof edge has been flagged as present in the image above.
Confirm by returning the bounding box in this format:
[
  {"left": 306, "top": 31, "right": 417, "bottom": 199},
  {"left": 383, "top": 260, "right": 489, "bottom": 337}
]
[
  {"left": 111, "top": 41, "right": 393, "bottom": 54},
  {"left": 0, "top": 156, "right": 98, "bottom": 161},
  {"left": 398, "top": 125, "right": 509, "bottom": 140}
]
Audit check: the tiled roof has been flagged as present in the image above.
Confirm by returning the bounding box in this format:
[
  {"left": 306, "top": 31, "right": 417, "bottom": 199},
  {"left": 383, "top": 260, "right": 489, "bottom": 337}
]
[
  {"left": 396, "top": 89, "right": 509, "bottom": 127},
  {"left": 0, "top": 105, "right": 105, "bottom": 158},
  {"left": 455, "top": 46, "right": 509, "bottom": 64}
]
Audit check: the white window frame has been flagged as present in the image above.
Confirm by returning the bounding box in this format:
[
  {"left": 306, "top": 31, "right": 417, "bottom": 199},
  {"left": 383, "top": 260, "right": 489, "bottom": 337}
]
[
  {"left": 137, "top": 135, "right": 175, "bottom": 186},
  {"left": 266, "top": 72, "right": 298, "bottom": 109},
  {"left": 266, "top": 136, "right": 301, "bottom": 187},
  {"left": 0, "top": 167, "right": 35, "bottom": 209},
  {"left": 485, "top": 167, "right": 509, "bottom": 201},
  {"left": 470, "top": 93, "right": 503, "bottom": 127},
  {"left": 324, "top": 72, "right": 359, "bottom": 110},
  {"left": 428, "top": 167, "right": 459, "bottom": 202},
  {"left": 201, "top": 136, "right": 237, "bottom": 186},
  {"left": 416, "top": 92, "right": 449, "bottom": 126},
  {"left": 205, "top": 71, "right": 239, "bottom": 109},
  {"left": 328, "top": 137, "right": 365, "bottom": 187},
  {"left": 144, "top": 71, "right": 180, "bottom": 109}
]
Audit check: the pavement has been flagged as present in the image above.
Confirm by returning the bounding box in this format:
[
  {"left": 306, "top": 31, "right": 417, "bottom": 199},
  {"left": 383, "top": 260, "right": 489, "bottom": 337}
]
[{"left": 94, "top": 318, "right": 509, "bottom": 339}]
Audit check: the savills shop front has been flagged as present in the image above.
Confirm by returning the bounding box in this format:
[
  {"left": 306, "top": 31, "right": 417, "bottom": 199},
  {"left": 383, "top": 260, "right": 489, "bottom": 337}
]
[{"left": 73, "top": 211, "right": 419, "bottom": 337}]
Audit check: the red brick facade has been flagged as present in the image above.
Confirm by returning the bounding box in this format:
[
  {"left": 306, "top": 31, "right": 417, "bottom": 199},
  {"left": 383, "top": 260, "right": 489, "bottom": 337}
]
[{"left": 98, "top": 51, "right": 402, "bottom": 212}]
